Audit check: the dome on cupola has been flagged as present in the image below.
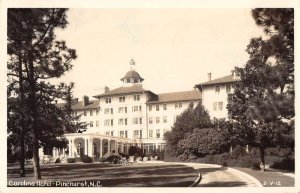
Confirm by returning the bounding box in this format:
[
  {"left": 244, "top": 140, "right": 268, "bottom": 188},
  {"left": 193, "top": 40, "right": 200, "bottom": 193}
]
[{"left": 121, "top": 59, "right": 144, "bottom": 85}]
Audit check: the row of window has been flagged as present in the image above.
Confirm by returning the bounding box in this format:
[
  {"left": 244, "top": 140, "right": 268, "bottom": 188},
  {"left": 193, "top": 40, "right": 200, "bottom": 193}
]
[
  {"left": 106, "top": 94, "right": 141, "bottom": 104},
  {"left": 149, "top": 116, "right": 168, "bottom": 124},
  {"left": 105, "top": 129, "right": 167, "bottom": 139},
  {"left": 104, "top": 106, "right": 142, "bottom": 115},
  {"left": 74, "top": 109, "right": 100, "bottom": 117},
  {"left": 104, "top": 117, "right": 143, "bottom": 126},
  {"left": 213, "top": 101, "right": 223, "bottom": 111},
  {"left": 148, "top": 102, "right": 183, "bottom": 111},
  {"left": 215, "top": 84, "right": 231, "bottom": 94}
]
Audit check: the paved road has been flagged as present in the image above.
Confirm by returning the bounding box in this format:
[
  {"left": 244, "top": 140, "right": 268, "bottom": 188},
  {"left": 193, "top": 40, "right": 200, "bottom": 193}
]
[{"left": 147, "top": 161, "right": 262, "bottom": 187}]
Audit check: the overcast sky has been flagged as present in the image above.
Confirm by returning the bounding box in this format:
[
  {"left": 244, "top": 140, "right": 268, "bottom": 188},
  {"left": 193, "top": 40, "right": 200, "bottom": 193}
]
[{"left": 52, "top": 8, "right": 264, "bottom": 99}]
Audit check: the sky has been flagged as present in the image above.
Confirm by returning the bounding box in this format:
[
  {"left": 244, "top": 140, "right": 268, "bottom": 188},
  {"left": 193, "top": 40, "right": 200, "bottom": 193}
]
[{"left": 53, "top": 8, "right": 264, "bottom": 99}]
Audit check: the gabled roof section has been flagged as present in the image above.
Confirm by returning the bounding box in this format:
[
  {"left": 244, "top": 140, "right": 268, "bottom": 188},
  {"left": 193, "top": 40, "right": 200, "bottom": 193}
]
[
  {"left": 147, "top": 90, "right": 202, "bottom": 104},
  {"left": 57, "top": 100, "right": 100, "bottom": 110},
  {"left": 196, "top": 75, "right": 240, "bottom": 87},
  {"left": 93, "top": 85, "right": 151, "bottom": 98}
]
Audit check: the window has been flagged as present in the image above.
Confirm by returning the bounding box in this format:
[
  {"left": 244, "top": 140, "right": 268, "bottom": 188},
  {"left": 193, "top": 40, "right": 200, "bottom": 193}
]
[
  {"left": 111, "top": 119, "right": 114, "bottom": 126},
  {"left": 126, "top": 78, "right": 130, "bottom": 83},
  {"left": 111, "top": 131, "right": 114, "bottom": 136},
  {"left": 132, "top": 106, "right": 139, "bottom": 112},
  {"left": 149, "top": 117, "right": 153, "bottom": 124},
  {"left": 90, "top": 110, "right": 93, "bottom": 116},
  {"left": 134, "top": 130, "right": 139, "bottom": 138},
  {"left": 139, "top": 117, "right": 142, "bottom": 124},
  {"left": 105, "top": 131, "right": 110, "bottom": 136},
  {"left": 132, "top": 118, "right": 139, "bottom": 124},
  {"left": 125, "top": 131, "right": 128, "bottom": 138},
  {"left": 84, "top": 110, "right": 87, "bottom": 116},
  {"left": 134, "top": 94, "right": 140, "bottom": 101},
  {"left": 175, "top": 103, "right": 182, "bottom": 109},
  {"left": 156, "top": 117, "right": 160, "bottom": 124},
  {"left": 156, "top": 129, "right": 160, "bottom": 138},
  {"left": 156, "top": 104, "right": 159, "bottom": 111},
  {"left": 218, "top": 102, "right": 223, "bottom": 111},
  {"left": 120, "top": 131, "right": 125, "bottom": 138},
  {"left": 125, "top": 107, "right": 127, "bottom": 113},
  {"left": 118, "top": 107, "right": 124, "bottom": 113},
  {"left": 118, "top": 118, "right": 124, "bottom": 125},
  {"left": 163, "top": 104, "right": 167, "bottom": 110},
  {"left": 105, "top": 97, "right": 111, "bottom": 104},
  {"left": 96, "top": 109, "right": 99, "bottom": 115},
  {"left": 140, "top": 130, "right": 142, "bottom": 138},
  {"left": 163, "top": 116, "right": 167, "bottom": 123},
  {"left": 149, "top": 105, "right": 152, "bottom": 111},
  {"left": 125, "top": 118, "right": 127, "bottom": 125},
  {"left": 213, "top": 102, "right": 218, "bottom": 111},
  {"left": 226, "top": 84, "right": 231, "bottom": 93},
  {"left": 149, "top": 130, "right": 153, "bottom": 138},
  {"left": 111, "top": 108, "right": 113, "bottom": 114},
  {"left": 139, "top": 106, "right": 142, "bottom": 111},
  {"left": 90, "top": 121, "right": 93, "bottom": 127},
  {"left": 215, "top": 85, "right": 220, "bottom": 93},
  {"left": 119, "top": 96, "right": 125, "bottom": 102},
  {"left": 104, "top": 119, "right": 110, "bottom": 126},
  {"left": 96, "top": 121, "right": 99, "bottom": 127},
  {"left": 104, "top": 108, "right": 110, "bottom": 114}
]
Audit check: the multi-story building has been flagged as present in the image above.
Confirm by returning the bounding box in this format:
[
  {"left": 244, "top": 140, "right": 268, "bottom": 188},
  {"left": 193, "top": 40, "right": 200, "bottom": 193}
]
[
  {"left": 195, "top": 71, "right": 240, "bottom": 120},
  {"left": 55, "top": 60, "right": 202, "bottom": 158}
]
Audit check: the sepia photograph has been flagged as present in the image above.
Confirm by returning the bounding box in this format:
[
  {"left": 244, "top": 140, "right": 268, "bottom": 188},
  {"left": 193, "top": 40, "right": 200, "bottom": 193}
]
[{"left": 1, "top": 1, "right": 297, "bottom": 191}]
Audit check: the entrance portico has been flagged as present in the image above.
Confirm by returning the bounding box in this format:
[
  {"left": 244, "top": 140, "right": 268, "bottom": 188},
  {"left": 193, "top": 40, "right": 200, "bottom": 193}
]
[{"left": 64, "top": 133, "right": 134, "bottom": 158}]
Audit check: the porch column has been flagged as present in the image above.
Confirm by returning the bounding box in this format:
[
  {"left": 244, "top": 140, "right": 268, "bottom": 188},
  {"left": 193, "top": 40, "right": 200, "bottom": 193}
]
[
  {"left": 63, "top": 148, "right": 66, "bottom": 157},
  {"left": 120, "top": 142, "right": 124, "bottom": 153},
  {"left": 84, "top": 138, "right": 88, "bottom": 155},
  {"left": 88, "top": 138, "right": 93, "bottom": 157},
  {"left": 107, "top": 139, "right": 111, "bottom": 154},
  {"left": 69, "top": 139, "right": 73, "bottom": 157},
  {"left": 99, "top": 139, "right": 103, "bottom": 157}
]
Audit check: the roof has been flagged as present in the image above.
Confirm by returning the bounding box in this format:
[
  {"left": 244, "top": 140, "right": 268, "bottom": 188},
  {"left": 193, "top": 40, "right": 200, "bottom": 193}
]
[
  {"left": 57, "top": 100, "right": 100, "bottom": 110},
  {"left": 147, "top": 90, "right": 202, "bottom": 104},
  {"left": 120, "top": 70, "right": 144, "bottom": 81},
  {"left": 196, "top": 75, "right": 240, "bottom": 87},
  {"left": 93, "top": 85, "right": 150, "bottom": 98}
]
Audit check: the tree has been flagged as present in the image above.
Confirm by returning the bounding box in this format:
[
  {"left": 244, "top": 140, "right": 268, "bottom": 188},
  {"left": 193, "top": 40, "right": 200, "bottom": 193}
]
[
  {"left": 226, "top": 9, "right": 294, "bottom": 170},
  {"left": 164, "top": 103, "right": 213, "bottom": 157},
  {"left": 7, "top": 8, "right": 77, "bottom": 179}
]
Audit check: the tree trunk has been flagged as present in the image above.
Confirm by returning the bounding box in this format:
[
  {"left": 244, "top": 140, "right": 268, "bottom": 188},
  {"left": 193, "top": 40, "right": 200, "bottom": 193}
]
[
  {"left": 28, "top": 50, "right": 41, "bottom": 179},
  {"left": 18, "top": 54, "right": 26, "bottom": 177},
  {"left": 259, "top": 146, "right": 265, "bottom": 172}
]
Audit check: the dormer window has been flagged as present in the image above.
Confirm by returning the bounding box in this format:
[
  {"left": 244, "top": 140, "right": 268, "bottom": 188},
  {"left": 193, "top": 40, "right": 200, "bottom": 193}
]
[{"left": 105, "top": 97, "right": 111, "bottom": 104}]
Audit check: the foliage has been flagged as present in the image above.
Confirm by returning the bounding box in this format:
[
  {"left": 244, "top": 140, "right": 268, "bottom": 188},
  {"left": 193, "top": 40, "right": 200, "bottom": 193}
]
[
  {"left": 178, "top": 128, "right": 230, "bottom": 157},
  {"left": 164, "top": 103, "right": 213, "bottom": 157},
  {"left": 81, "top": 155, "right": 93, "bottom": 163},
  {"left": 128, "top": 146, "right": 143, "bottom": 156},
  {"left": 66, "top": 158, "right": 75, "bottom": 163},
  {"left": 270, "top": 158, "right": 294, "bottom": 171},
  {"left": 119, "top": 153, "right": 129, "bottom": 159},
  {"left": 225, "top": 9, "right": 294, "bottom": 168},
  {"left": 55, "top": 158, "right": 61, "bottom": 163},
  {"left": 7, "top": 8, "right": 77, "bottom": 179}
]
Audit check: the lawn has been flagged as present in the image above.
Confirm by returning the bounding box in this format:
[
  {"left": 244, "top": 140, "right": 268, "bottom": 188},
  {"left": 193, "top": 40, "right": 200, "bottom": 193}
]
[
  {"left": 234, "top": 167, "right": 294, "bottom": 187},
  {"left": 7, "top": 162, "right": 199, "bottom": 187}
]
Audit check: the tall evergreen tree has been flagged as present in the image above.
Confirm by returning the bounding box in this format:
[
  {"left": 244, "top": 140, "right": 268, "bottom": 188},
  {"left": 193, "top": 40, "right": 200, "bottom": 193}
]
[
  {"left": 226, "top": 9, "right": 294, "bottom": 170},
  {"left": 7, "top": 8, "right": 77, "bottom": 179}
]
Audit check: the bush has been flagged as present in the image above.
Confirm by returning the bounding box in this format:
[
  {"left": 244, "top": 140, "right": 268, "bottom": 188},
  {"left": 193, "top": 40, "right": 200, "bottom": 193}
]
[
  {"left": 128, "top": 146, "right": 143, "bottom": 156},
  {"left": 55, "top": 158, "right": 61, "bottom": 163},
  {"left": 81, "top": 155, "right": 93, "bottom": 163},
  {"left": 106, "top": 155, "right": 121, "bottom": 163},
  {"left": 270, "top": 158, "right": 294, "bottom": 171},
  {"left": 119, "top": 153, "right": 129, "bottom": 159},
  {"left": 67, "top": 158, "right": 75, "bottom": 163},
  {"left": 231, "top": 145, "right": 246, "bottom": 159}
]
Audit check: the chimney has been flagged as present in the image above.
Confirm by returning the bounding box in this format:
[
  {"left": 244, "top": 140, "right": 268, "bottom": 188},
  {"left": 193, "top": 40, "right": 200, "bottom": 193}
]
[
  {"left": 104, "top": 86, "right": 110, "bottom": 93},
  {"left": 208, "top": 72, "right": 212, "bottom": 81},
  {"left": 83, "top": 95, "right": 89, "bottom": 106}
]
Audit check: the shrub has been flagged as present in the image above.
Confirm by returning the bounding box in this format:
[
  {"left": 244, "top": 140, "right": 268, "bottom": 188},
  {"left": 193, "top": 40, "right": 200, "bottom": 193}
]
[
  {"left": 67, "top": 158, "right": 75, "bottom": 163},
  {"left": 128, "top": 146, "right": 143, "bottom": 156},
  {"left": 81, "top": 155, "right": 93, "bottom": 163},
  {"left": 270, "top": 158, "right": 294, "bottom": 171},
  {"left": 106, "top": 155, "right": 121, "bottom": 163},
  {"left": 55, "top": 158, "right": 61, "bottom": 163},
  {"left": 74, "top": 157, "right": 81, "bottom": 163},
  {"left": 231, "top": 145, "right": 246, "bottom": 159},
  {"left": 119, "top": 153, "right": 129, "bottom": 159}
]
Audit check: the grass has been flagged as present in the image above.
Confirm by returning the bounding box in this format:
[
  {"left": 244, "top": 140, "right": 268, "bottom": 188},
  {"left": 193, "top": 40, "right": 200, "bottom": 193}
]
[
  {"left": 234, "top": 167, "right": 294, "bottom": 187},
  {"left": 7, "top": 162, "right": 199, "bottom": 187}
]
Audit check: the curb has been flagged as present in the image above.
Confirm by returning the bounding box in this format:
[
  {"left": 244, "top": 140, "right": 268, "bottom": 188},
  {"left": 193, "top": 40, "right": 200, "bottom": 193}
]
[{"left": 189, "top": 172, "right": 202, "bottom": 187}]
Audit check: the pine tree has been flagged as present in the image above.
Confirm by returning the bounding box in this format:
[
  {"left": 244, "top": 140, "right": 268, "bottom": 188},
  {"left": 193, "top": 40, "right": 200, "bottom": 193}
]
[{"left": 7, "top": 8, "right": 77, "bottom": 179}]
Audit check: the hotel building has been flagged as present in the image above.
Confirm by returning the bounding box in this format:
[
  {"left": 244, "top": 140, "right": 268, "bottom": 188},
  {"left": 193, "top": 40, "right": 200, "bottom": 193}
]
[{"left": 54, "top": 60, "right": 202, "bottom": 158}]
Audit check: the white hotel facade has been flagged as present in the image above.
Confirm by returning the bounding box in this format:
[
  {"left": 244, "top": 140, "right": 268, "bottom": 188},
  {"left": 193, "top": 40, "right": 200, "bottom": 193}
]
[{"left": 51, "top": 60, "right": 240, "bottom": 159}]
